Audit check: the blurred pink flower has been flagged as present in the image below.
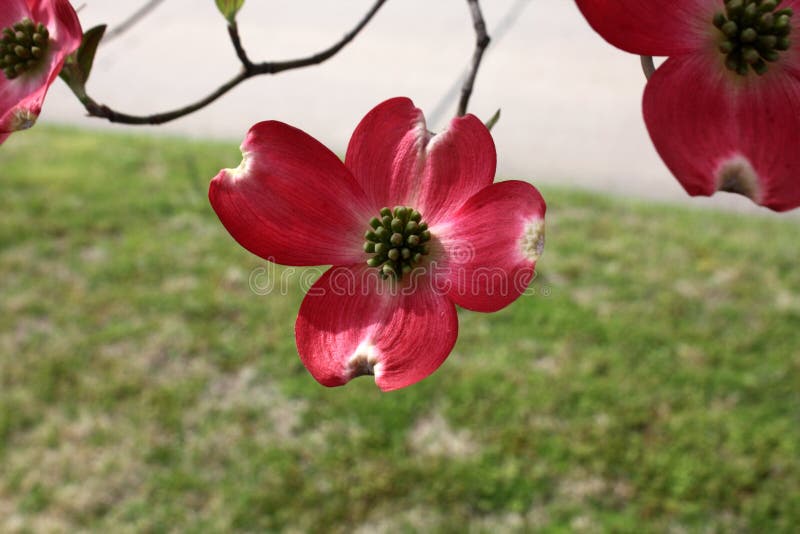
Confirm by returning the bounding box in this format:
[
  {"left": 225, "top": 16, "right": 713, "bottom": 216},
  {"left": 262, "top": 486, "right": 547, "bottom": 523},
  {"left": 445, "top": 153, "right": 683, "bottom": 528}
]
[
  {"left": 210, "top": 97, "right": 546, "bottom": 391},
  {"left": 577, "top": 0, "right": 800, "bottom": 211},
  {"left": 0, "top": 0, "right": 82, "bottom": 143}
]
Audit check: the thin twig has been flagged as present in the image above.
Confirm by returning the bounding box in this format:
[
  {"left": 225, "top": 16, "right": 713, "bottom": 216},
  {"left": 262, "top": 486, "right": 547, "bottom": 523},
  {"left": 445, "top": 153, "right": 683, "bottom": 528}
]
[
  {"left": 104, "top": 0, "right": 167, "bottom": 43},
  {"left": 429, "top": 0, "right": 530, "bottom": 126},
  {"left": 457, "top": 0, "right": 491, "bottom": 117},
  {"left": 640, "top": 56, "right": 655, "bottom": 80},
  {"left": 228, "top": 22, "right": 253, "bottom": 70},
  {"left": 82, "top": 0, "right": 388, "bottom": 125}
]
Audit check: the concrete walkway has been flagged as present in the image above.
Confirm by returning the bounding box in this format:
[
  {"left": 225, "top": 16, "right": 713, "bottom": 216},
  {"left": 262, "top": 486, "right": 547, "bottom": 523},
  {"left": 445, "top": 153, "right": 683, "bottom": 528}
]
[{"left": 41, "top": 0, "right": 776, "bottom": 213}]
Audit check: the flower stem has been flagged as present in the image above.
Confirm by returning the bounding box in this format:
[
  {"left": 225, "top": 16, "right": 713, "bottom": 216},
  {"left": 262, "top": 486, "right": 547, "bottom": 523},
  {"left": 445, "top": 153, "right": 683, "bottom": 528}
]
[{"left": 457, "top": 0, "right": 491, "bottom": 117}]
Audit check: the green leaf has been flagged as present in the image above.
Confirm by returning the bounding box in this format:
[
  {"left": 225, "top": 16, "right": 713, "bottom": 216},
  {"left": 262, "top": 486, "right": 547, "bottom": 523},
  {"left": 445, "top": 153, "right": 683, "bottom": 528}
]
[
  {"left": 215, "top": 0, "right": 245, "bottom": 22},
  {"left": 58, "top": 25, "right": 106, "bottom": 102},
  {"left": 485, "top": 108, "right": 501, "bottom": 131},
  {"left": 77, "top": 25, "right": 107, "bottom": 84}
]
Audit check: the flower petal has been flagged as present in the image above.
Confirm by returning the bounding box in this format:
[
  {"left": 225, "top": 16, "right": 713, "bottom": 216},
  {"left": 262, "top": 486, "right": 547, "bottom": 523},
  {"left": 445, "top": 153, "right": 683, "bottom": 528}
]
[
  {"left": 209, "top": 121, "right": 374, "bottom": 266},
  {"left": 344, "top": 97, "right": 427, "bottom": 211},
  {"left": 29, "top": 0, "right": 83, "bottom": 46},
  {"left": 0, "top": 1, "right": 29, "bottom": 30},
  {"left": 433, "top": 180, "right": 546, "bottom": 312},
  {"left": 345, "top": 97, "right": 496, "bottom": 223},
  {"left": 295, "top": 265, "right": 458, "bottom": 391},
  {"left": 643, "top": 53, "right": 800, "bottom": 211},
  {"left": 0, "top": 87, "right": 45, "bottom": 132},
  {"left": 0, "top": 0, "right": 82, "bottom": 133},
  {"left": 417, "top": 113, "right": 497, "bottom": 224},
  {"left": 574, "top": 0, "right": 714, "bottom": 56}
]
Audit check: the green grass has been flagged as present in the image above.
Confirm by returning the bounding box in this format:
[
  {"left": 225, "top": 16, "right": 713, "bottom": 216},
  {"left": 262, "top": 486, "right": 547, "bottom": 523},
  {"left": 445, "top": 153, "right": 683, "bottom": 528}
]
[{"left": 1, "top": 125, "right": 799, "bottom": 532}]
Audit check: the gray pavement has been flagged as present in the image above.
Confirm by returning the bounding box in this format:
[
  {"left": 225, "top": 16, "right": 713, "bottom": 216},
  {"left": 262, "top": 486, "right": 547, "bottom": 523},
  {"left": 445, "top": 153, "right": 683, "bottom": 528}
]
[{"left": 40, "top": 0, "right": 779, "bottom": 214}]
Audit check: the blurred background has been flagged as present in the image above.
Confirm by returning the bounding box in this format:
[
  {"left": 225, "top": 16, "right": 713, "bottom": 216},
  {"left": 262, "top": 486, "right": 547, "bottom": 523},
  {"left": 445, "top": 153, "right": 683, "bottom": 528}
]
[
  {"left": 1, "top": 0, "right": 799, "bottom": 531},
  {"left": 44, "top": 0, "right": 774, "bottom": 210}
]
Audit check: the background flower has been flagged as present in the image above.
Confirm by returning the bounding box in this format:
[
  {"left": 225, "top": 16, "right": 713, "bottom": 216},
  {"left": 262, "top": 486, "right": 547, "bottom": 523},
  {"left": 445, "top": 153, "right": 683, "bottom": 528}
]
[
  {"left": 576, "top": 0, "right": 800, "bottom": 211},
  {"left": 0, "top": 0, "right": 82, "bottom": 142}
]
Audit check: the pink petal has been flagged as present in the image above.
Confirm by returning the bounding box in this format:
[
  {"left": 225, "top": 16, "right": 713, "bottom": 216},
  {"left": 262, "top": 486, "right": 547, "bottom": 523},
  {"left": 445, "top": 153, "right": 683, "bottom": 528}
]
[
  {"left": 344, "top": 97, "right": 426, "bottom": 212},
  {"left": 643, "top": 52, "right": 800, "bottom": 211},
  {"left": 209, "top": 121, "right": 374, "bottom": 266},
  {"left": 0, "top": 86, "right": 46, "bottom": 132},
  {"left": 0, "top": 132, "right": 9, "bottom": 145},
  {"left": 295, "top": 265, "right": 458, "bottom": 391},
  {"left": 432, "top": 180, "right": 546, "bottom": 312},
  {"left": 417, "top": 112, "right": 497, "bottom": 224},
  {"left": 574, "top": 0, "right": 714, "bottom": 56},
  {"left": 0, "top": 0, "right": 82, "bottom": 133},
  {"left": 28, "top": 0, "right": 83, "bottom": 46},
  {"left": 345, "top": 97, "right": 496, "bottom": 224},
  {"left": 1, "top": 1, "right": 30, "bottom": 30}
]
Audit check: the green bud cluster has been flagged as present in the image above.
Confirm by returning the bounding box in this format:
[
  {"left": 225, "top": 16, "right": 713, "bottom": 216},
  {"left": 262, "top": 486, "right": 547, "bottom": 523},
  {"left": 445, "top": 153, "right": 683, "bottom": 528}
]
[
  {"left": 364, "top": 206, "right": 431, "bottom": 280},
  {"left": 0, "top": 18, "right": 50, "bottom": 80},
  {"left": 713, "top": 0, "right": 793, "bottom": 76}
]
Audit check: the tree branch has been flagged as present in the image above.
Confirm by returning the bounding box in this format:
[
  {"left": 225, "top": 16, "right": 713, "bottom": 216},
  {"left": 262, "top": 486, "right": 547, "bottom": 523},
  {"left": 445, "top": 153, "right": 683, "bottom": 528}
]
[
  {"left": 82, "top": 0, "right": 388, "bottom": 125},
  {"left": 457, "top": 0, "right": 490, "bottom": 117},
  {"left": 250, "top": 0, "right": 387, "bottom": 75},
  {"left": 81, "top": 72, "right": 249, "bottom": 125}
]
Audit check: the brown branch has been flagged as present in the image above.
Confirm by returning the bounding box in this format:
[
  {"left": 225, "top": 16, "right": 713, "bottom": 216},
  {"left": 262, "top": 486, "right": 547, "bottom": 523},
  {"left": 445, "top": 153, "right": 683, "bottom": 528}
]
[
  {"left": 82, "top": 0, "right": 388, "bottom": 125},
  {"left": 457, "top": 0, "right": 490, "bottom": 117},
  {"left": 82, "top": 72, "right": 249, "bottom": 125},
  {"left": 640, "top": 55, "right": 655, "bottom": 80},
  {"left": 250, "top": 0, "right": 387, "bottom": 75},
  {"left": 228, "top": 22, "right": 253, "bottom": 70},
  {"left": 104, "top": 0, "right": 167, "bottom": 44}
]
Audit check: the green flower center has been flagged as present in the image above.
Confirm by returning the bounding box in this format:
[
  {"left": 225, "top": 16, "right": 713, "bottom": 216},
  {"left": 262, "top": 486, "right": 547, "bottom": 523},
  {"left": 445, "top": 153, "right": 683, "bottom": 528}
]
[
  {"left": 364, "top": 206, "right": 431, "bottom": 279},
  {"left": 714, "top": 0, "right": 794, "bottom": 76},
  {"left": 0, "top": 18, "right": 50, "bottom": 81}
]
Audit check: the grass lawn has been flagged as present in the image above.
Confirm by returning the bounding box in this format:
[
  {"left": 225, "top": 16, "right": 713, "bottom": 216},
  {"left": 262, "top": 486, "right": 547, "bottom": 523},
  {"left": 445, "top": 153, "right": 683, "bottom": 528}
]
[{"left": 1, "top": 125, "right": 799, "bottom": 533}]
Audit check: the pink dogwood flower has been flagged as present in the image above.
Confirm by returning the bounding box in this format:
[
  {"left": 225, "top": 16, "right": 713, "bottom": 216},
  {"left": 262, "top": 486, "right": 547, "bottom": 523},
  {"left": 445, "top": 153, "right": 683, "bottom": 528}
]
[
  {"left": 576, "top": 0, "right": 800, "bottom": 211},
  {"left": 209, "top": 97, "right": 546, "bottom": 391},
  {"left": 0, "top": 0, "right": 82, "bottom": 143}
]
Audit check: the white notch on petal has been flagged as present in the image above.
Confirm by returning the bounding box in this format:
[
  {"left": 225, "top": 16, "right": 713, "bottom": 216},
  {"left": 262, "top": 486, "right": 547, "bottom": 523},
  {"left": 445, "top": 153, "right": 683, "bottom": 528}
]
[
  {"left": 520, "top": 219, "right": 545, "bottom": 262},
  {"left": 10, "top": 108, "right": 37, "bottom": 131},
  {"left": 347, "top": 340, "right": 381, "bottom": 379},
  {"left": 406, "top": 119, "right": 433, "bottom": 204},
  {"left": 715, "top": 155, "right": 761, "bottom": 202},
  {"left": 227, "top": 149, "right": 251, "bottom": 181}
]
